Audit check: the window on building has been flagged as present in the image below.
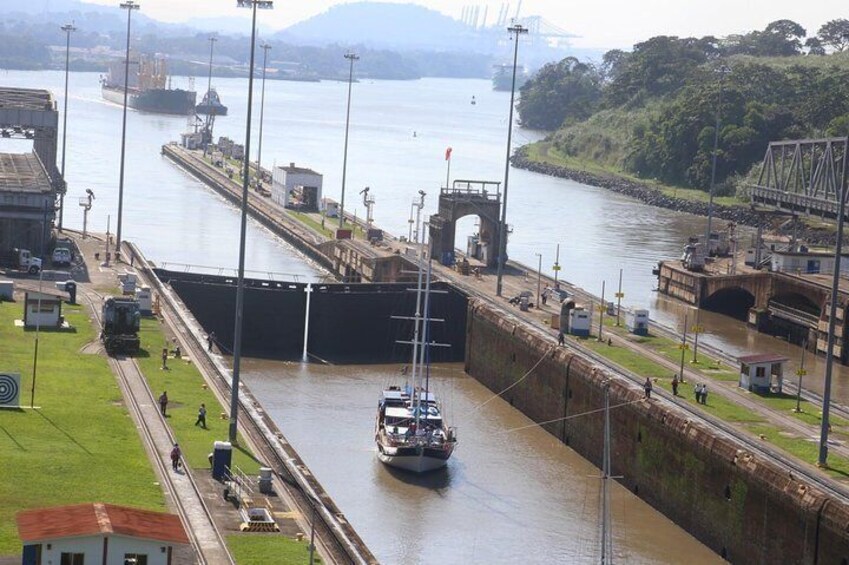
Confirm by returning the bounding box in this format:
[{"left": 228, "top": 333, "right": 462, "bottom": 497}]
[
  {"left": 60, "top": 553, "right": 84, "bottom": 565},
  {"left": 755, "top": 366, "right": 766, "bottom": 378},
  {"left": 123, "top": 554, "right": 148, "bottom": 565}
]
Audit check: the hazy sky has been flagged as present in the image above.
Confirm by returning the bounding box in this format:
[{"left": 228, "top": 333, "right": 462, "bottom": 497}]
[{"left": 84, "top": 0, "right": 848, "bottom": 49}]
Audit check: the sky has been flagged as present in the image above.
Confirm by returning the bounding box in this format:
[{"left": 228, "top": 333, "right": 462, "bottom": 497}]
[{"left": 83, "top": 0, "right": 849, "bottom": 50}]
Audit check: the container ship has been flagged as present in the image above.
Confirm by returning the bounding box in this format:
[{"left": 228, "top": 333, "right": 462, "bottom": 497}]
[
  {"left": 492, "top": 63, "right": 529, "bottom": 92},
  {"left": 102, "top": 55, "right": 196, "bottom": 115}
]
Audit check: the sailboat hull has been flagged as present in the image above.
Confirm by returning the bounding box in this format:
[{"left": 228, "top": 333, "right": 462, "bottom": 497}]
[{"left": 377, "top": 444, "right": 452, "bottom": 473}]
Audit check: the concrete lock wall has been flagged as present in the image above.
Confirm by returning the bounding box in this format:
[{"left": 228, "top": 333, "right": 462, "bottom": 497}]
[{"left": 464, "top": 298, "right": 849, "bottom": 563}]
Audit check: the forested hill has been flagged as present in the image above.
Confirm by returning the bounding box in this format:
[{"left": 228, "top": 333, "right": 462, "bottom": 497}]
[{"left": 517, "top": 19, "right": 849, "bottom": 197}]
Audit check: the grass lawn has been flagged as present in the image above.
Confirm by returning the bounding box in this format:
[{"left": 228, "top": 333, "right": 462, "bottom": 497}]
[
  {"left": 0, "top": 301, "right": 164, "bottom": 555},
  {"left": 227, "top": 534, "right": 322, "bottom": 565},
  {"left": 135, "top": 318, "right": 261, "bottom": 474},
  {"left": 287, "top": 210, "right": 362, "bottom": 241},
  {"left": 746, "top": 423, "right": 849, "bottom": 479}
]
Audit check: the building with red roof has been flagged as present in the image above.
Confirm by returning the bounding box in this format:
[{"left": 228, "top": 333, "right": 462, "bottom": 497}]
[{"left": 16, "top": 503, "right": 189, "bottom": 565}]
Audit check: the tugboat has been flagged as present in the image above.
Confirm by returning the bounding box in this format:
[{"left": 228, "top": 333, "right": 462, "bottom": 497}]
[
  {"left": 101, "top": 55, "right": 195, "bottom": 115},
  {"left": 195, "top": 88, "right": 228, "bottom": 116}
]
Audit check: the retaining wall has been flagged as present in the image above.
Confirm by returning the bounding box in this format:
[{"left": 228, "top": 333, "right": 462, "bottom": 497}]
[{"left": 465, "top": 298, "right": 849, "bottom": 563}]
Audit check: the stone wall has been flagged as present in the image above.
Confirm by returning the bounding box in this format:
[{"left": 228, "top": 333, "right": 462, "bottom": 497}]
[{"left": 465, "top": 298, "right": 849, "bottom": 563}]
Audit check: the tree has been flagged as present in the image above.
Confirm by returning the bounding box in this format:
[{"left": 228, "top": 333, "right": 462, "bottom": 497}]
[
  {"left": 805, "top": 37, "right": 826, "bottom": 55},
  {"left": 517, "top": 57, "right": 602, "bottom": 130},
  {"left": 818, "top": 19, "right": 849, "bottom": 52}
]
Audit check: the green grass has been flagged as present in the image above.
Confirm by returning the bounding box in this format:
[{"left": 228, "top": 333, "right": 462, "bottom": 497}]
[
  {"left": 287, "top": 210, "right": 363, "bottom": 241},
  {"left": 581, "top": 337, "right": 671, "bottom": 379},
  {"left": 227, "top": 534, "right": 322, "bottom": 565},
  {"left": 0, "top": 301, "right": 164, "bottom": 554},
  {"left": 135, "top": 318, "right": 261, "bottom": 474},
  {"left": 746, "top": 423, "right": 849, "bottom": 479}
]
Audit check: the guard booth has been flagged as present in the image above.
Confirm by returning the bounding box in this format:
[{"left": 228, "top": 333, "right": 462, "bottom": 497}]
[
  {"left": 23, "top": 291, "right": 63, "bottom": 328},
  {"left": 738, "top": 354, "right": 788, "bottom": 394},
  {"left": 626, "top": 309, "right": 649, "bottom": 336},
  {"left": 569, "top": 306, "right": 591, "bottom": 337}
]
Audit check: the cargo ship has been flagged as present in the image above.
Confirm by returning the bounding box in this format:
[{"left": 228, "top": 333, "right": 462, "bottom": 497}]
[
  {"left": 492, "top": 63, "right": 529, "bottom": 92},
  {"left": 101, "top": 55, "right": 196, "bottom": 115}
]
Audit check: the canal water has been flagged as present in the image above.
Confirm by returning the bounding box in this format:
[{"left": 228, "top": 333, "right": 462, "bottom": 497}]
[
  {"left": 0, "top": 69, "right": 841, "bottom": 559},
  {"left": 242, "top": 359, "right": 723, "bottom": 564}
]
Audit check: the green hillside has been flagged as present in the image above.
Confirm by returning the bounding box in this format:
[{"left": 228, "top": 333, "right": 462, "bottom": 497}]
[{"left": 518, "top": 19, "right": 849, "bottom": 201}]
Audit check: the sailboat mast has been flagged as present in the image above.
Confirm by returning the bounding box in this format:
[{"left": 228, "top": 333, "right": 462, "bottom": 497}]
[
  {"left": 408, "top": 192, "right": 427, "bottom": 424},
  {"left": 417, "top": 226, "right": 434, "bottom": 402},
  {"left": 601, "top": 381, "right": 613, "bottom": 564}
]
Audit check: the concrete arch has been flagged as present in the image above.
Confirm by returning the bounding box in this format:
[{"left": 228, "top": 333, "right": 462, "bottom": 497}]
[
  {"left": 428, "top": 181, "right": 501, "bottom": 267},
  {"left": 768, "top": 292, "right": 821, "bottom": 317},
  {"left": 702, "top": 287, "right": 756, "bottom": 320}
]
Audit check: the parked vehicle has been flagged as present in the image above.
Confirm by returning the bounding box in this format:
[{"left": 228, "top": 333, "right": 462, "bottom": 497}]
[
  {"left": 52, "top": 247, "right": 72, "bottom": 267},
  {"left": 1, "top": 249, "right": 42, "bottom": 274}
]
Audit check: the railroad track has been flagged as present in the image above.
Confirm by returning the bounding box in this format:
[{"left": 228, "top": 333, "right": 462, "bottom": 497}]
[
  {"left": 125, "top": 243, "right": 375, "bottom": 565},
  {"left": 83, "top": 288, "right": 234, "bottom": 565},
  {"left": 441, "top": 261, "right": 849, "bottom": 504}
]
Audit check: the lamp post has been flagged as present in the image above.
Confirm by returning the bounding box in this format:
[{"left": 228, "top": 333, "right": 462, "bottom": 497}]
[
  {"left": 256, "top": 42, "right": 272, "bottom": 186},
  {"left": 58, "top": 22, "right": 76, "bottom": 232},
  {"left": 339, "top": 51, "right": 359, "bottom": 230},
  {"left": 230, "top": 0, "right": 273, "bottom": 444},
  {"left": 115, "top": 0, "right": 139, "bottom": 258},
  {"left": 704, "top": 64, "right": 731, "bottom": 247},
  {"left": 495, "top": 23, "right": 528, "bottom": 297},
  {"left": 535, "top": 252, "right": 542, "bottom": 308}
]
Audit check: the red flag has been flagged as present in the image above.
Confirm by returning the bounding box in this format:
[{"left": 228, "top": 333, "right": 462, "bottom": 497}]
[{"left": 445, "top": 147, "right": 453, "bottom": 161}]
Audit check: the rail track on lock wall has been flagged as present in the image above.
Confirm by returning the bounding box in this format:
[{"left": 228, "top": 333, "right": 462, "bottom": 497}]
[
  {"left": 82, "top": 287, "right": 233, "bottom": 565},
  {"left": 123, "top": 242, "right": 376, "bottom": 565},
  {"left": 452, "top": 262, "right": 849, "bottom": 505}
]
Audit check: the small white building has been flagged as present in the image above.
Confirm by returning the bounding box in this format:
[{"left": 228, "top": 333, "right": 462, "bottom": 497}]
[
  {"left": 272, "top": 162, "right": 323, "bottom": 211},
  {"left": 738, "top": 353, "right": 788, "bottom": 394},
  {"left": 23, "top": 291, "right": 63, "bottom": 328},
  {"left": 569, "top": 306, "right": 591, "bottom": 337},
  {"left": 17, "top": 502, "right": 189, "bottom": 565},
  {"left": 626, "top": 309, "right": 650, "bottom": 336},
  {"left": 770, "top": 249, "right": 849, "bottom": 276}
]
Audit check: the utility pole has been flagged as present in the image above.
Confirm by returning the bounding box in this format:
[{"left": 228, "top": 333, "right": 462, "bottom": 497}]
[
  {"left": 115, "top": 0, "right": 140, "bottom": 258},
  {"left": 535, "top": 252, "right": 542, "bottom": 309},
  {"left": 339, "top": 52, "right": 359, "bottom": 230},
  {"left": 705, "top": 65, "right": 732, "bottom": 247},
  {"left": 58, "top": 22, "right": 76, "bottom": 231},
  {"left": 495, "top": 23, "right": 528, "bottom": 297},
  {"left": 256, "top": 42, "right": 272, "bottom": 187},
  {"left": 795, "top": 341, "right": 807, "bottom": 414},
  {"left": 679, "top": 313, "right": 689, "bottom": 384},
  {"left": 615, "top": 268, "right": 623, "bottom": 326}
]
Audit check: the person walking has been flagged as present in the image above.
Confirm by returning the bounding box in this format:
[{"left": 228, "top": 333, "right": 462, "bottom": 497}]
[
  {"left": 207, "top": 331, "right": 216, "bottom": 353},
  {"left": 159, "top": 391, "right": 168, "bottom": 416},
  {"left": 541, "top": 288, "right": 548, "bottom": 306},
  {"left": 195, "top": 403, "right": 207, "bottom": 429},
  {"left": 558, "top": 331, "right": 565, "bottom": 346},
  {"left": 695, "top": 384, "right": 703, "bottom": 404},
  {"left": 161, "top": 347, "right": 168, "bottom": 371},
  {"left": 671, "top": 374, "right": 679, "bottom": 396},
  {"left": 644, "top": 377, "right": 653, "bottom": 400},
  {"left": 701, "top": 384, "right": 709, "bottom": 405},
  {"left": 170, "top": 443, "right": 182, "bottom": 472}
]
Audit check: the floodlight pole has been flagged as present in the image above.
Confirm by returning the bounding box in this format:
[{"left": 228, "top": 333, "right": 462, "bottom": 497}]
[
  {"left": 230, "top": 0, "right": 273, "bottom": 444},
  {"left": 495, "top": 23, "right": 527, "bottom": 297},
  {"left": 256, "top": 42, "right": 271, "bottom": 186},
  {"left": 115, "top": 0, "right": 139, "bottom": 258},
  {"left": 819, "top": 135, "right": 849, "bottom": 467},
  {"left": 58, "top": 22, "right": 76, "bottom": 232},
  {"left": 705, "top": 65, "right": 731, "bottom": 247},
  {"left": 339, "top": 52, "right": 359, "bottom": 230}
]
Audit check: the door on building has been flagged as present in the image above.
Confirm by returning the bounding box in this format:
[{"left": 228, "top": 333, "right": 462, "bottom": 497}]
[
  {"left": 807, "top": 259, "right": 820, "bottom": 273},
  {"left": 22, "top": 544, "right": 42, "bottom": 565}
]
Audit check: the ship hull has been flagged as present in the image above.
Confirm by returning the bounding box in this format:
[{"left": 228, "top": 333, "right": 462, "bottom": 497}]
[
  {"left": 376, "top": 443, "right": 452, "bottom": 473},
  {"left": 195, "top": 103, "right": 228, "bottom": 116},
  {"left": 102, "top": 85, "right": 196, "bottom": 115}
]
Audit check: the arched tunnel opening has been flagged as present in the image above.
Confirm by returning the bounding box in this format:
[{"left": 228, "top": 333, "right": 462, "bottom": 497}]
[
  {"left": 702, "top": 287, "right": 755, "bottom": 321},
  {"left": 762, "top": 293, "right": 821, "bottom": 346}
]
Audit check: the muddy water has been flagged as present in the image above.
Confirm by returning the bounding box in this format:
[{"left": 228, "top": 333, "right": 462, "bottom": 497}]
[{"left": 243, "top": 360, "right": 723, "bottom": 564}]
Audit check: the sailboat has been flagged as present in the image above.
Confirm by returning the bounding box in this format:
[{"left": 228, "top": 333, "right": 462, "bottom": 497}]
[{"left": 374, "top": 197, "right": 457, "bottom": 473}]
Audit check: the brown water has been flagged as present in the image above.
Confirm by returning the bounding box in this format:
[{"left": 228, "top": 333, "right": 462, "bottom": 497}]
[{"left": 243, "top": 360, "right": 723, "bottom": 564}]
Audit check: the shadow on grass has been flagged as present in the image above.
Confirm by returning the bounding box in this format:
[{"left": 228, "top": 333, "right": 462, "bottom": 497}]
[
  {"left": 0, "top": 424, "right": 26, "bottom": 450},
  {"left": 35, "top": 409, "right": 92, "bottom": 455},
  {"left": 22, "top": 326, "right": 78, "bottom": 334},
  {"left": 234, "top": 444, "right": 263, "bottom": 467}
]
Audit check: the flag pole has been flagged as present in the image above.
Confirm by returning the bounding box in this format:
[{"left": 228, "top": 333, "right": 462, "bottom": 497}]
[{"left": 445, "top": 146, "right": 452, "bottom": 189}]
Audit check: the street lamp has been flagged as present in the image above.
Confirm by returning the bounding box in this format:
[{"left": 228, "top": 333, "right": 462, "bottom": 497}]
[
  {"left": 495, "top": 23, "right": 528, "bottom": 297},
  {"left": 535, "top": 252, "right": 542, "bottom": 308},
  {"left": 230, "top": 0, "right": 273, "bottom": 444},
  {"left": 115, "top": 0, "right": 139, "bottom": 258},
  {"left": 704, "top": 64, "right": 732, "bottom": 248},
  {"left": 256, "top": 42, "right": 272, "bottom": 187},
  {"left": 339, "top": 51, "right": 359, "bottom": 230},
  {"left": 58, "top": 22, "right": 76, "bottom": 232}
]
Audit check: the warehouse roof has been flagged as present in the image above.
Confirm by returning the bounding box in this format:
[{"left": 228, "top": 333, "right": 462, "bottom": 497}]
[
  {"left": 0, "top": 152, "right": 52, "bottom": 194},
  {"left": 0, "top": 87, "right": 54, "bottom": 111}
]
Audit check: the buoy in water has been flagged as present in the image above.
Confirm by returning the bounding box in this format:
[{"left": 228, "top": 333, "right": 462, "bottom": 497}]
[{"left": 471, "top": 95, "right": 476, "bottom": 105}]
